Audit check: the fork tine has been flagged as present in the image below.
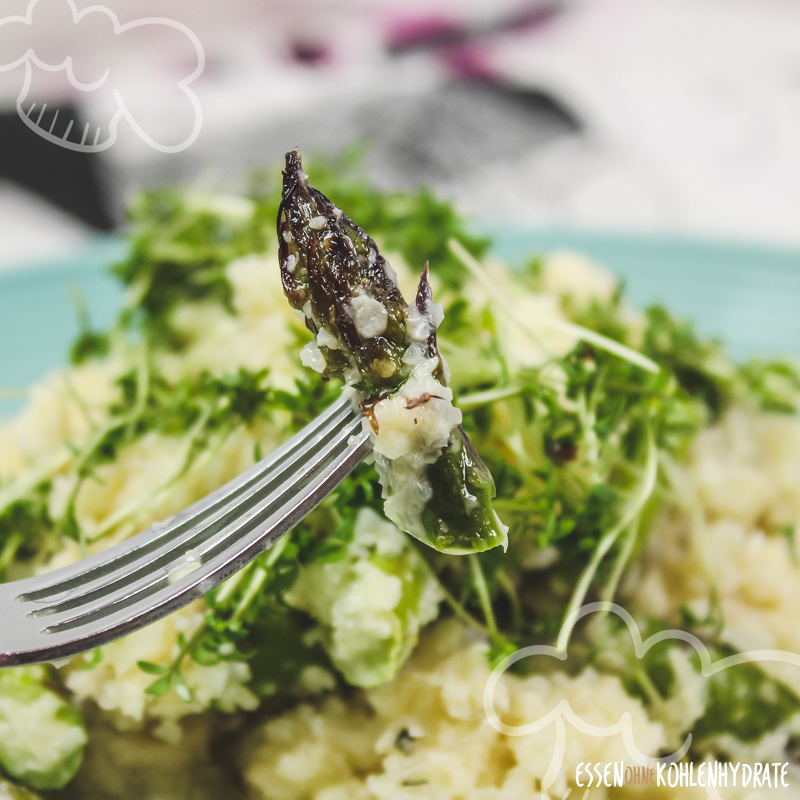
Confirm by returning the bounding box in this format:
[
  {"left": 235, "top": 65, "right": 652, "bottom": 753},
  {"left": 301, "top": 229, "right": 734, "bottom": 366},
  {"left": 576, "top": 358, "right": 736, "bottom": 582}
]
[
  {"left": 0, "top": 393, "right": 371, "bottom": 667},
  {"left": 41, "top": 419, "right": 368, "bottom": 634},
  {"left": 31, "top": 411, "right": 365, "bottom": 621},
  {"left": 18, "top": 392, "right": 357, "bottom": 604}
]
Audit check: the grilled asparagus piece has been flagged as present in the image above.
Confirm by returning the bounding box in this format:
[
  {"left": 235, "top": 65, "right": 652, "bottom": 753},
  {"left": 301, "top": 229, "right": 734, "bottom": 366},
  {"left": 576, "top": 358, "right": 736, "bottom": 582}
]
[{"left": 278, "top": 149, "right": 507, "bottom": 554}]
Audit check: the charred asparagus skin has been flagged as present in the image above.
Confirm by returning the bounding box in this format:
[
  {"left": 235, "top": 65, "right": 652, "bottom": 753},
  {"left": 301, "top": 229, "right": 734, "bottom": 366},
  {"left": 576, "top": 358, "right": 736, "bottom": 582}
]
[
  {"left": 278, "top": 149, "right": 507, "bottom": 554},
  {"left": 278, "top": 148, "right": 408, "bottom": 397}
]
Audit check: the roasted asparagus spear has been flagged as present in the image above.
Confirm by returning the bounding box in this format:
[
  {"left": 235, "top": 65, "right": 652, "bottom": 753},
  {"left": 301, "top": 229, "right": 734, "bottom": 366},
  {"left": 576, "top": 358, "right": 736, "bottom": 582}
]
[{"left": 278, "top": 149, "right": 507, "bottom": 554}]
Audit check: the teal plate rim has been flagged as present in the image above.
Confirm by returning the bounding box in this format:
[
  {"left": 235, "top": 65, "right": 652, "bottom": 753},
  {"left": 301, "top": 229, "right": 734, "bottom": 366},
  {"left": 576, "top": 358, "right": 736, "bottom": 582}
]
[{"left": 1, "top": 228, "right": 799, "bottom": 421}]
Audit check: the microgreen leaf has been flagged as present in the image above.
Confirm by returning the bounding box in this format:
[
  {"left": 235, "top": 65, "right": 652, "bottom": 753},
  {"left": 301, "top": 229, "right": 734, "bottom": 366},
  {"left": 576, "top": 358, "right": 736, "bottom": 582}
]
[
  {"left": 172, "top": 672, "right": 193, "bottom": 703},
  {"left": 137, "top": 661, "right": 169, "bottom": 676},
  {"left": 144, "top": 674, "right": 173, "bottom": 697}
]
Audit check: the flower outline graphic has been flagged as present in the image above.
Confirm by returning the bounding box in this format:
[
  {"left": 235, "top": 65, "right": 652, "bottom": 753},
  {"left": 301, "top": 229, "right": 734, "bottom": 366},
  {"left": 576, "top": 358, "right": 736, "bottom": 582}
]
[
  {"left": 0, "top": 0, "right": 204, "bottom": 153},
  {"left": 484, "top": 601, "right": 800, "bottom": 800}
]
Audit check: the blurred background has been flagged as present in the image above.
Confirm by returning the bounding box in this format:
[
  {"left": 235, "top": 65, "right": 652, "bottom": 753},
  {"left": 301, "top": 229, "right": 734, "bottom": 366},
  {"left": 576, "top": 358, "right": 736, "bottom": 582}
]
[{"left": 4, "top": 0, "right": 800, "bottom": 267}]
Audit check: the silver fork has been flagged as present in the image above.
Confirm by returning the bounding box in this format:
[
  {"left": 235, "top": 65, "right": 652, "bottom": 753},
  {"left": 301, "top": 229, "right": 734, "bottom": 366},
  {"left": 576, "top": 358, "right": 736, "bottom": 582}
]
[{"left": 0, "top": 391, "right": 371, "bottom": 667}]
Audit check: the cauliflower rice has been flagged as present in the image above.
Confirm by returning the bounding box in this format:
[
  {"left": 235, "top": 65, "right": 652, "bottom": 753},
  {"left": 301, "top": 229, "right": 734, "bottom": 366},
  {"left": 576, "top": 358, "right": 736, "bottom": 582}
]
[{"left": 0, "top": 183, "right": 798, "bottom": 800}]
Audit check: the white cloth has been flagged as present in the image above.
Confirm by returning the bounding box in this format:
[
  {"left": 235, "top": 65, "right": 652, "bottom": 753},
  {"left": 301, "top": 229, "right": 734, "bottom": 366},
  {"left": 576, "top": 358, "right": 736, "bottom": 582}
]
[{"left": 487, "top": 0, "right": 800, "bottom": 244}]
